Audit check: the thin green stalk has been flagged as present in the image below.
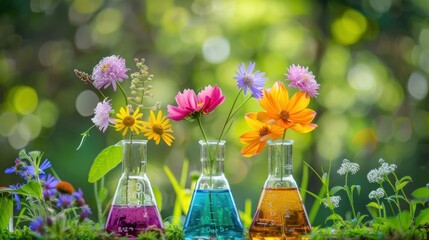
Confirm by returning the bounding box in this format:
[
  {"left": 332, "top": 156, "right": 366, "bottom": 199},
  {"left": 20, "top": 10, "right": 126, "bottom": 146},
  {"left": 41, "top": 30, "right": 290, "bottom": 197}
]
[
  {"left": 94, "top": 180, "right": 103, "bottom": 224},
  {"left": 117, "top": 82, "right": 129, "bottom": 106},
  {"left": 345, "top": 173, "right": 356, "bottom": 219},
  {"left": 217, "top": 89, "right": 242, "bottom": 142}
]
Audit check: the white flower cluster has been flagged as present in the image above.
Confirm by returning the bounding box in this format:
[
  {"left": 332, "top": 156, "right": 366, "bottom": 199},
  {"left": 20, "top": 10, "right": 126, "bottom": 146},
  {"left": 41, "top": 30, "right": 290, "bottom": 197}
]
[
  {"left": 367, "top": 158, "right": 397, "bottom": 183},
  {"left": 322, "top": 196, "right": 341, "bottom": 209},
  {"left": 337, "top": 159, "right": 360, "bottom": 175},
  {"left": 368, "top": 188, "right": 385, "bottom": 199}
]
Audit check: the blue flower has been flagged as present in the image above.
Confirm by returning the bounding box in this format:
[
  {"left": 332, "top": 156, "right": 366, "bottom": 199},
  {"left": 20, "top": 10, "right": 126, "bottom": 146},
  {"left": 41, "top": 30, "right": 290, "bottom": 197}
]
[
  {"left": 24, "top": 159, "right": 51, "bottom": 179},
  {"left": 79, "top": 205, "right": 92, "bottom": 221},
  {"left": 57, "top": 194, "right": 74, "bottom": 208},
  {"left": 73, "top": 188, "right": 86, "bottom": 206},
  {"left": 42, "top": 174, "right": 59, "bottom": 200},
  {"left": 4, "top": 159, "right": 22, "bottom": 175},
  {"left": 8, "top": 184, "right": 22, "bottom": 210},
  {"left": 29, "top": 217, "right": 45, "bottom": 235},
  {"left": 233, "top": 62, "right": 267, "bottom": 99}
]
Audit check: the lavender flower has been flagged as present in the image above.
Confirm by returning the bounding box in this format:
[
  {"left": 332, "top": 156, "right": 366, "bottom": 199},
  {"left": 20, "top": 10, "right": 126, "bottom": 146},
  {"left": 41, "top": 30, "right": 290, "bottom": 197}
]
[
  {"left": 79, "top": 205, "right": 92, "bottom": 221},
  {"left": 91, "top": 99, "right": 115, "bottom": 132},
  {"left": 42, "top": 174, "right": 59, "bottom": 200},
  {"left": 233, "top": 62, "right": 267, "bottom": 98},
  {"left": 337, "top": 159, "right": 360, "bottom": 175},
  {"left": 23, "top": 159, "right": 51, "bottom": 179},
  {"left": 29, "top": 217, "right": 45, "bottom": 234},
  {"left": 92, "top": 55, "right": 129, "bottom": 91},
  {"left": 8, "top": 184, "right": 22, "bottom": 210},
  {"left": 285, "top": 64, "right": 320, "bottom": 98},
  {"left": 74, "top": 188, "right": 86, "bottom": 206},
  {"left": 57, "top": 194, "right": 74, "bottom": 208}
]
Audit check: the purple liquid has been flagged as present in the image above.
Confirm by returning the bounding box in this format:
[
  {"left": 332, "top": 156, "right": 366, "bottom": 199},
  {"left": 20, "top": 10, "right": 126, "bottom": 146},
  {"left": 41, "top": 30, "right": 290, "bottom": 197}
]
[{"left": 105, "top": 205, "right": 164, "bottom": 237}]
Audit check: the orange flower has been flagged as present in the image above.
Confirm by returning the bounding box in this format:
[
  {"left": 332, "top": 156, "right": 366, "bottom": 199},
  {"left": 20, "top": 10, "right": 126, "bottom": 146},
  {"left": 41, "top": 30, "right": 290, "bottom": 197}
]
[
  {"left": 258, "top": 81, "right": 317, "bottom": 133},
  {"left": 240, "top": 113, "right": 284, "bottom": 157}
]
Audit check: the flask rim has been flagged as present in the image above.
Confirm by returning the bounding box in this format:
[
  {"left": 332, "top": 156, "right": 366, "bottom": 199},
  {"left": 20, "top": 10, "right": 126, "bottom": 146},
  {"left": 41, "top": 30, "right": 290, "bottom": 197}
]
[
  {"left": 267, "top": 139, "right": 294, "bottom": 146},
  {"left": 116, "top": 139, "right": 148, "bottom": 146},
  {"left": 198, "top": 139, "right": 226, "bottom": 146}
]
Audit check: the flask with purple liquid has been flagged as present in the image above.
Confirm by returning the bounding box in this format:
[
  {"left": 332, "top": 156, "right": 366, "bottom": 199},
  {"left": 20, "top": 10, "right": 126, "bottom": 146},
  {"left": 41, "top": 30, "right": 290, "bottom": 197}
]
[{"left": 105, "top": 140, "right": 164, "bottom": 237}]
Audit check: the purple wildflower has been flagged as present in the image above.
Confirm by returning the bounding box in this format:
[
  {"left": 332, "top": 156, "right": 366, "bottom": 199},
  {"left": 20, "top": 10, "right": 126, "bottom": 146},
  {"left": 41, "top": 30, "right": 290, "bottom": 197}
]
[
  {"left": 79, "top": 205, "right": 92, "bottom": 221},
  {"left": 57, "top": 194, "right": 74, "bottom": 208},
  {"left": 9, "top": 184, "right": 22, "bottom": 210},
  {"left": 73, "top": 188, "right": 86, "bottom": 207},
  {"left": 23, "top": 159, "right": 51, "bottom": 180},
  {"left": 5, "top": 159, "right": 23, "bottom": 175},
  {"left": 92, "top": 55, "right": 129, "bottom": 91},
  {"left": 91, "top": 99, "right": 115, "bottom": 132},
  {"left": 233, "top": 62, "right": 267, "bottom": 99},
  {"left": 285, "top": 64, "right": 320, "bottom": 98},
  {"left": 29, "top": 217, "right": 45, "bottom": 235},
  {"left": 42, "top": 174, "right": 59, "bottom": 200}
]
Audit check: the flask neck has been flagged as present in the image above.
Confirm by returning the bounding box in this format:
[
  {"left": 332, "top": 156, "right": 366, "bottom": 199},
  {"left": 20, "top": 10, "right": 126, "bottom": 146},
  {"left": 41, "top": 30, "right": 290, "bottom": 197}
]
[
  {"left": 199, "top": 140, "right": 225, "bottom": 176},
  {"left": 266, "top": 140, "right": 296, "bottom": 187},
  {"left": 121, "top": 140, "right": 147, "bottom": 175}
]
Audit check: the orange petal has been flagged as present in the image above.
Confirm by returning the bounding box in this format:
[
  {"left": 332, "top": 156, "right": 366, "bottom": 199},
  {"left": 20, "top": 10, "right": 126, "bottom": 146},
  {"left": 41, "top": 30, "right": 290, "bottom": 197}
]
[{"left": 287, "top": 91, "right": 310, "bottom": 113}]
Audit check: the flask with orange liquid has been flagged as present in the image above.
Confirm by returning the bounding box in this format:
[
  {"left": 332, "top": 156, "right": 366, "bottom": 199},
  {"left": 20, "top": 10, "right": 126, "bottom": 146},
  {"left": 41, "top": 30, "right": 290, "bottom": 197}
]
[{"left": 249, "top": 140, "right": 311, "bottom": 240}]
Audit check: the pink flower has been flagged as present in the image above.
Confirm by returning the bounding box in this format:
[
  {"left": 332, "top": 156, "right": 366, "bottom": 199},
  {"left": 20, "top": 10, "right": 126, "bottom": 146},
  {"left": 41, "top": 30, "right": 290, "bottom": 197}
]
[
  {"left": 197, "top": 85, "right": 225, "bottom": 114},
  {"left": 92, "top": 55, "right": 129, "bottom": 91},
  {"left": 167, "top": 85, "right": 225, "bottom": 121},
  {"left": 91, "top": 99, "right": 115, "bottom": 132},
  {"left": 167, "top": 89, "right": 201, "bottom": 121},
  {"left": 285, "top": 64, "right": 320, "bottom": 98}
]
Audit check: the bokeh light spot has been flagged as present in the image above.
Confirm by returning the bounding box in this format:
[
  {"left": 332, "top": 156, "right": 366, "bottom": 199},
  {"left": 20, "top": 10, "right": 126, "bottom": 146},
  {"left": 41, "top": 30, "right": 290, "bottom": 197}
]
[
  {"left": 95, "top": 8, "right": 123, "bottom": 34},
  {"left": 407, "top": 72, "right": 428, "bottom": 100},
  {"left": 202, "top": 36, "right": 230, "bottom": 64},
  {"left": 8, "top": 124, "right": 30, "bottom": 150},
  {"left": 76, "top": 90, "right": 99, "bottom": 117},
  {"left": 36, "top": 100, "right": 59, "bottom": 128},
  {"left": 21, "top": 114, "right": 42, "bottom": 140},
  {"left": 73, "top": 0, "right": 103, "bottom": 14},
  {"left": 331, "top": 9, "right": 367, "bottom": 45},
  {"left": 161, "top": 7, "right": 189, "bottom": 32},
  {"left": 369, "top": 0, "right": 392, "bottom": 13},
  {"left": 12, "top": 86, "right": 39, "bottom": 115},
  {"left": 0, "top": 111, "right": 18, "bottom": 136}
]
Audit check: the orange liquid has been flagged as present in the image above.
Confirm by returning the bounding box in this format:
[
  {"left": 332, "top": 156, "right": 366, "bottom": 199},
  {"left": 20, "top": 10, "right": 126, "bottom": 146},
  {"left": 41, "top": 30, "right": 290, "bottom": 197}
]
[{"left": 249, "top": 188, "right": 311, "bottom": 240}]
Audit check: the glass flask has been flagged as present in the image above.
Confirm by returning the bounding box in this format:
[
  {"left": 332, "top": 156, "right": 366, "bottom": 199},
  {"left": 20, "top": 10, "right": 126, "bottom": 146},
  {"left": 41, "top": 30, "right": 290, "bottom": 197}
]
[
  {"left": 183, "top": 140, "right": 244, "bottom": 240},
  {"left": 105, "top": 140, "right": 164, "bottom": 237},
  {"left": 249, "top": 140, "right": 311, "bottom": 240}
]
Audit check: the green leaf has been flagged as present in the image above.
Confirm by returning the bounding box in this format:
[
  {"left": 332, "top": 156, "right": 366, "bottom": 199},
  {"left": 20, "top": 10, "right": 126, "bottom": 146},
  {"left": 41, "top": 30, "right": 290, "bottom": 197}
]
[
  {"left": 351, "top": 185, "right": 361, "bottom": 195},
  {"left": 152, "top": 186, "right": 162, "bottom": 211},
  {"left": 395, "top": 176, "right": 411, "bottom": 191},
  {"left": 0, "top": 181, "right": 43, "bottom": 200},
  {"left": 415, "top": 208, "right": 429, "bottom": 226},
  {"left": 88, "top": 145, "right": 123, "bottom": 183},
  {"left": 330, "top": 186, "right": 345, "bottom": 195},
  {"left": 366, "top": 202, "right": 383, "bottom": 210},
  {"left": 0, "top": 196, "right": 13, "bottom": 230},
  {"left": 325, "top": 213, "right": 343, "bottom": 223},
  {"left": 397, "top": 210, "right": 412, "bottom": 230},
  {"left": 412, "top": 187, "right": 429, "bottom": 199}
]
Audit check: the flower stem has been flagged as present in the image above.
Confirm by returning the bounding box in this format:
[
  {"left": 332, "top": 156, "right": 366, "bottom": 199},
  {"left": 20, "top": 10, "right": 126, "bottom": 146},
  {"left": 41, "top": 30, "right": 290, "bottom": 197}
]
[
  {"left": 217, "top": 89, "right": 243, "bottom": 142},
  {"left": 117, "top": 82, "right": 129, "bottom": 106}
]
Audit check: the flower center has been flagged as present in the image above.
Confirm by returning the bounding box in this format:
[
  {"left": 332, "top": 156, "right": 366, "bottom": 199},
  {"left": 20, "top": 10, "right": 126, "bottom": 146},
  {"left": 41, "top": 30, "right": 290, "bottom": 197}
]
[
  {"left": 101, "top": 63, "right": 109, "bottom": 73},
  {"left": 280, "top": 110, "right": 289, "bottom": 121},
  {"left": 56, "top": 181, "right": 75, "bottom": 194},
  {"left": 259, "top": 126, "right": 270, "bottom": 137},
  {"left": 123, "top": 116, "right": 135, "bottom": 127},
  {"left": 153, "top": 124, "right": 164, "bottom": 135},
  {"left": 243, "top": 75, "right": 254, "bottom": 86}
]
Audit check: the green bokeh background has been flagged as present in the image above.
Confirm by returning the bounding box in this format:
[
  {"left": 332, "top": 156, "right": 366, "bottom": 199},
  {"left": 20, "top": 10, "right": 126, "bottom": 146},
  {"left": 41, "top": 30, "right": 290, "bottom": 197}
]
[{"left": 1, "top": 0, "right": 428, "bottom": 226}]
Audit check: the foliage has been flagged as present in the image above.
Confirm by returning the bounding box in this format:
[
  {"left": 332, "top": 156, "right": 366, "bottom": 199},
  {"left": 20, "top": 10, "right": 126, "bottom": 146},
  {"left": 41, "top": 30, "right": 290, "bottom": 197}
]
[{"left": 305, "top": 158, "right": 429, "bottom": 239}]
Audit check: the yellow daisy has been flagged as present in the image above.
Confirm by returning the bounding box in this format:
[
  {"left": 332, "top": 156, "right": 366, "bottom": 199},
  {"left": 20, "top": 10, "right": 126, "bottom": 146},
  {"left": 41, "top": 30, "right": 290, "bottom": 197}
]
[
  {"left": 142, "top": 110, "right": 175, "bottom": 146},
  {"left": 114, "top": 107, "right": 145, "bottom": 136}
]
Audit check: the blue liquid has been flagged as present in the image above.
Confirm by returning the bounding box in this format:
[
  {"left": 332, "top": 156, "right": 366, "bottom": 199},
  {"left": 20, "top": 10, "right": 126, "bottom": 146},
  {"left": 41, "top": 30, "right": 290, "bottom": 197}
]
[{"left": 184, "top": 189, "right": 244, "bottom": 240}]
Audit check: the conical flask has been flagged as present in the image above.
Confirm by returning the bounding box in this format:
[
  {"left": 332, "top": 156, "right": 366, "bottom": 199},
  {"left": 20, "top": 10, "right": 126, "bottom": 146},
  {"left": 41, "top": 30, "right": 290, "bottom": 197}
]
[
  {"left": 249, "top": 140, "right": 311, "bottom": 240},
  {"left": 183, "top": 140, "right": 244, "bottom": 240},
  {"left": 105, "top": 140, "right": 164, "bottom": 237}
]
